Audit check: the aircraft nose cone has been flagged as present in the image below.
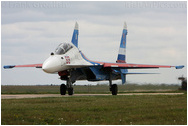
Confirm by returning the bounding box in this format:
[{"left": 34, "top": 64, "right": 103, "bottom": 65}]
[
  {"left": 42, "top": 56, "right": 61, "bottom": 73},
  {"left": 42, "top": 63, "right": 52, "bottom": 73}
]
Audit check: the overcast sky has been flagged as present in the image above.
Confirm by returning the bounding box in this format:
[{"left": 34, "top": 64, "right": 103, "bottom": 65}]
[{"left": 1, "top": 1, "right": 187, "bottom": 85}]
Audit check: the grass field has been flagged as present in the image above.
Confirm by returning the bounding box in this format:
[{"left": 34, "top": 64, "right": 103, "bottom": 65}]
[
  {"left": 1, "top": 84, "right": 187, "bottom": 125},
  {"left": 1, "top": 94, "right": 187, "bottom": 125},
  {"left": 1, "top": 84, "right": 181, "bottom": 94}
]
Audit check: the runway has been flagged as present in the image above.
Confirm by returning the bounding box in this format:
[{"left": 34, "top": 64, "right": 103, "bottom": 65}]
[{"left": 1, "top": 93, "right": 184, "bottom": 99}]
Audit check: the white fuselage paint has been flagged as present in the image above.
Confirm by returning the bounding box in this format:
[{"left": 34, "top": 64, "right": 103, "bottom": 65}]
[{"left": 42, "top": 43, "right": 93, "bottom": 73}]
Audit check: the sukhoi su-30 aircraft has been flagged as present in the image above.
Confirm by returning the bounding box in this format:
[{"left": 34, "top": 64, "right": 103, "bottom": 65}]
[{"left": 4, "top": 22, "right": 184, "bottom": 95}]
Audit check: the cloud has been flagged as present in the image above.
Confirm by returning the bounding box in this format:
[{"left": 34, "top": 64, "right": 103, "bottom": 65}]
[{"left": 1, "top": 1, "right": 187, "bottom": 85}]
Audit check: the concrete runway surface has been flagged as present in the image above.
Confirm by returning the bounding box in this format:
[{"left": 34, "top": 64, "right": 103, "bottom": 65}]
[{"left": 1, "top": 93, "right": 184, "bottom": 99}]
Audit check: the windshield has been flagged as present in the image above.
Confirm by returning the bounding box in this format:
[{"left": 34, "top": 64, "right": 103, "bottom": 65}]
[{"left": 55, "top": 43, "right": 73, "bottom": 55}]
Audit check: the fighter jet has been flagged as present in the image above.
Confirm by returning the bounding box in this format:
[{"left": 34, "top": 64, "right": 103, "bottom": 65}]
[{"left": 4, "top": 22, "right": 184, "bottom": 95}]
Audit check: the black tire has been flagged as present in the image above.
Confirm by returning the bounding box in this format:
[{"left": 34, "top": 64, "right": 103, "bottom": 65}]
[
  {"left": 68, "top": 87, "right": 74, "bottom": 95},
  {"left": 111, "top": 84, "right": 118, "bottom": 95},
  {"left": 60, "top": 84, "right": 67, "bottom": 95}
]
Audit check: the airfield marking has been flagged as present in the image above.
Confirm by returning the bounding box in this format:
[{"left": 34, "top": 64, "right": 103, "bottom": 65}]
[{"left": 1, "top": 93, "right": 184, "bottom": 99}]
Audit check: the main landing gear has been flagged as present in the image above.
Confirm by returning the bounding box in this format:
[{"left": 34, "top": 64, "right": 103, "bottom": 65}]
[
  {"left": 60, "top": 78, "right": 74, "bottom": 95},
  {"left": 110, "top": 84, "right": 118, "bottom": 95},
  {"left": 109, "top": 72, "right": 118, "bottom": 95}
]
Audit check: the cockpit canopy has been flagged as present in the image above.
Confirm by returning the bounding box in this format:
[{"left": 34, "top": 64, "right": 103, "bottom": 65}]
[{"left": 55, "top": 43, "right": 73, "bottom": 55}]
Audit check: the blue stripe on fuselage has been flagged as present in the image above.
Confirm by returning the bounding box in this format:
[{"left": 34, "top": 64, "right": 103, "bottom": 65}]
[{"left": 80, "top": 51, "right": 101, "bottom": 65}]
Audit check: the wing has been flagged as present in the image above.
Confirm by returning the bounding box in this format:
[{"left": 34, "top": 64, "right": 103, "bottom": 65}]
[
  {"left": 3, "top": 64, "right": 42, "bottom": 69},
  {"left": 103, "top": 63, "right": 184, "bottom": 69}
]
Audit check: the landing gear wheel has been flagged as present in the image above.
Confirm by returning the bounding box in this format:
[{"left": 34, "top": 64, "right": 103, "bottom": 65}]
[
  {"left": 68, "top": 87, "right": 74, "bottom": 95},
  {"left": 60, "top": 84, "right": 67, "bottom": 95},
  {"left": 111, "top": 84, "right": 118, "bottom": 95}
]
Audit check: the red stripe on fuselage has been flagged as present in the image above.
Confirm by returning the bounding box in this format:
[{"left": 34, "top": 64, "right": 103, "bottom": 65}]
[{"left": 80, "top": 52, "right": 104, "bottom": 65}]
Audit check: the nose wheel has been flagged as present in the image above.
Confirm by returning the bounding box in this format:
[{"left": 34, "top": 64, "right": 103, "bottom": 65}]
[
  {"left": 60, "top": 84, "right": 67, "bottom": 95},
  {"left": 68, "top": 87, "right": 74, "bottom": 95},
  {"left": 60, "top": 78, "right": 74, "bottom": 95}
]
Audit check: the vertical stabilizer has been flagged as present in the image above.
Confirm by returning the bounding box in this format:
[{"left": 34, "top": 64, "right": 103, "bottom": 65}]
[
  {"left": 71, "top": 22, "right": 79, "bottom": 47},
  {"left": 117, "top": 22, "right": 128, "bottom": 63},
  {"left": 117, "top": 22, "right": 128, "bottom": 84}
]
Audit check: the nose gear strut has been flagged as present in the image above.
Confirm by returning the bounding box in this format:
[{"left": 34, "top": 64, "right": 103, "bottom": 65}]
[{"left": 60, "top": 70, "right": 74, "bottom": 95}]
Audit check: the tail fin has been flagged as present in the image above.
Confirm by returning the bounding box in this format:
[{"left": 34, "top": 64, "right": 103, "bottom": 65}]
[
  {"left": 116, "top": 22, "right": 128, "bottom": 63},
  {"left": 117, "top": 22, "right": 128, "bottom": 84},
  {"left": 71, "top": 22, "right": 79, "bottom": 47}
]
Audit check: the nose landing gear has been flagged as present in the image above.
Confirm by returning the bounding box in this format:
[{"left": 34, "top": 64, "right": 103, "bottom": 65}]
[
  {"left": 68, "top": 87, "right": 74, "bottom": 95},
  {"left": 60, "top": 78, "right": 74, "bottom": 95},
  {"left": 67, "top": 78, "right": 74, "bottom": 95},
  {"left": 60, "top": 84, "right": 67, "bottom": 95}
]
